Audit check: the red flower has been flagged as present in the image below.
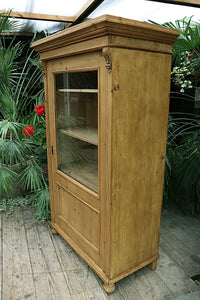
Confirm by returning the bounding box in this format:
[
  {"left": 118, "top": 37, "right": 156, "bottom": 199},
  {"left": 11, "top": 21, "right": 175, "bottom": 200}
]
[
  {"left": 42, "top": 166, "right": 48, "bottom": 173},
  {"left": 23, "top": 126, "right": 35, "bottom": 137},
  {"left": 35, "top": 104, "right": 45, "bottom": 116}
]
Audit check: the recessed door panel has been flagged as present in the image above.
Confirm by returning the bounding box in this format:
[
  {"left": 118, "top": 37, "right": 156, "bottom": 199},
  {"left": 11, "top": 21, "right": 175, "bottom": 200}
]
[{"left": 57, "top": 185, "right": 100, "bottom": 251}]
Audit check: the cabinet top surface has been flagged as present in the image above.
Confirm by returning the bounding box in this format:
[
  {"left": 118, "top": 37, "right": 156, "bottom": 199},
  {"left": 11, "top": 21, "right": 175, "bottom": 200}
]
[{"left": 31, "top": 14, "right": 179, "bottom": 54}]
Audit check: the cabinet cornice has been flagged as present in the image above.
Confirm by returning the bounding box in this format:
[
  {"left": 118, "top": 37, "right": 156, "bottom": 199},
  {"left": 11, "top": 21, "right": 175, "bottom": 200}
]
[{"left": 32, "top": 14, "right": 179, "bottom": 55}]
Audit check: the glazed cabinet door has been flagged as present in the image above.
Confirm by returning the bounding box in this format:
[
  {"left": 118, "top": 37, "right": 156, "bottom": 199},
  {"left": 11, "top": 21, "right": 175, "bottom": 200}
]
[
  {"left": 46, "top": 51, "right": 111, "bottom": 267},
  {"left": 55, "top": 70, "right": 98, "bottom": 193}
]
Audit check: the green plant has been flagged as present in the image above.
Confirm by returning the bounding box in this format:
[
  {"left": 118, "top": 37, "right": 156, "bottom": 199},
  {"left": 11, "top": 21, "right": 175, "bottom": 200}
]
[
  {"left": 164, "top": 112, "right": 200, "bottom": 215},
  {"left": 150, "top": 17, "right": 200, "bottom": 216},
  {"left": 0, "top": 196, "right": 30, "bottom": 217},
  {"left": 0, "top": 12, "right": 50, "bottom": 222},
  {"left": 150, "top": 17, "right": 200, "bottom": 66}
]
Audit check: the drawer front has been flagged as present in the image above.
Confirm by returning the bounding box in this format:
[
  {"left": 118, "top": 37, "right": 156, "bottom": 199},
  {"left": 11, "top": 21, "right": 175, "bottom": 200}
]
[{"left": 57, "top": 184, "right": 100, "bottom": 253}]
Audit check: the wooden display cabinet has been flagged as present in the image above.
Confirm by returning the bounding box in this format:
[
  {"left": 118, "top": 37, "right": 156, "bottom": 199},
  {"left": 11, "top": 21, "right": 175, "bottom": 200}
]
[{"left": 32, "top": 15, "right": 178, "bottom": 293}]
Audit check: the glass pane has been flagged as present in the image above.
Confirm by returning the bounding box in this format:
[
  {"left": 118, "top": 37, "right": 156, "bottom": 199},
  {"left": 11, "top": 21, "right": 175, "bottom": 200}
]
[{"left": 55, "top": 71, "right": 98, "bottom": 193}]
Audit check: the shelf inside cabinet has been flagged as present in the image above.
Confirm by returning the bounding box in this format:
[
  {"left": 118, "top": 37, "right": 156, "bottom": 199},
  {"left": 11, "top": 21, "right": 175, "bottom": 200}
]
[
  {"left": 63, "top": 160, "right": 98, "bottom": 193},
  {"left": 58, "top": 89, "right": 98, "bottom": 93},
  {"left": 59, "top": 127, "right": 98, "bottom": 146}
]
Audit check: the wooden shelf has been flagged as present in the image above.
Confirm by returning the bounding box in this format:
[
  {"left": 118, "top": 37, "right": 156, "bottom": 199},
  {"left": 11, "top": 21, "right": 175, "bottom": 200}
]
[
  {"left": 57, "top": 89, "right": 98, "bottom": 93},
  {"left": 62, "top": 160, "right": 98, "bottom": 193},
  {"left": 59, "top": 127, "right": 98, "bottom": 146}
]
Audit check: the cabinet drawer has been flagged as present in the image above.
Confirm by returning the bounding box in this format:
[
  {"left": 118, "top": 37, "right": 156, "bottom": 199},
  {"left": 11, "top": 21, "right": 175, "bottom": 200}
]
[{"left": 57, "top": 185, "right": 100, "bottom": 250}]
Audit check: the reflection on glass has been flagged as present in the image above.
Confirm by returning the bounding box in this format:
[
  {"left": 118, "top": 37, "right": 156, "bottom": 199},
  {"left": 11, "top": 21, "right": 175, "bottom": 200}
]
[{"left": 55, "top": 71, "right": 98, "bottom": 193}]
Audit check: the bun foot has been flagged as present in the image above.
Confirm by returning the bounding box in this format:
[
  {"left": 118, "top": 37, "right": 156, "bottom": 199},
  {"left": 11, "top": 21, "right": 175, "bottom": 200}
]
[
  {"left": 103, "top": 282, "right": 115, "bottom": 293},
  {"left": 50, "top": 226, "right": 58, "bottom": 235},
  {"left": 147, "top": 259, "right": 157, "bottom": 271}
]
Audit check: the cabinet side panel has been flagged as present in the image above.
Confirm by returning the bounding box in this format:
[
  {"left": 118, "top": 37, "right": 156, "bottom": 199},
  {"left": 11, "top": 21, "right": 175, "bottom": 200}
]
[
  {"left": 46, "top": 62, "right": 57, "bottom": 222},
  {"left": 110, "top": 48, "right": 172, "bottom": 277}
]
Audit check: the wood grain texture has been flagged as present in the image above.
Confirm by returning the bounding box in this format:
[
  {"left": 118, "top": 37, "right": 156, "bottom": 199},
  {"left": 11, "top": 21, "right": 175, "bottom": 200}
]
[
  {"left": 128, "top": 268, "right": 174, "bottom": 300},
  {"left": 1, "top": 207, "right": 200, "bottom": 299},
  {"left": 59, "top": 127, "right": 98, "bottom": 145},
  {"left": 110, "top": 47, "right": 172, "bottom": 278},
  {"left": 160, "top": 210, "right": 200, "bottom": 277},
  {"left": 0, "top": 10, "right": 75, "bottom": 22},
  {"left": 32, "top": 15, "right": 179, "bottom": 291},
  {"left": 57, "top": 186, "right": 100, "bottom": 250},
  {"left": 2, "top": 207, "right": 36, "bottom": 300},
  {"left": 23, "top": 208, "right": 72, "bottom": 299},
  {"left": 155, "top": 248, "right": 200, "bottom": 296},
  {"left": 31, "top": 14, "right": 179, "bottom": 56}
]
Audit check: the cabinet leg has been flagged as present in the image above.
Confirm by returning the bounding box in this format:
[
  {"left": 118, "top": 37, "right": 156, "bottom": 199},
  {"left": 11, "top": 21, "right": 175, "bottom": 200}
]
[
  {"left": 50, "top": 226, "right": 58, "bottom": 235},
  {"left": 147, "top": 259, "right": 157, "bottom": 271},
  {"left": 103, "top": 282, "right": 115, "bottom": 293}
]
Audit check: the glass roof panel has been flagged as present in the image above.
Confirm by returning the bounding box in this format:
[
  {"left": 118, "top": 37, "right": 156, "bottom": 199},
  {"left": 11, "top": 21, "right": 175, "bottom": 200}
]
[
  {"left": 2, "top": 0, "right": 89, "bottom": 16},
  {"left": 1, "top": 0, "right": 200, "bottom": 33},
  {"left": 90, "top": 0, "right": 200, "bottom": 23}
]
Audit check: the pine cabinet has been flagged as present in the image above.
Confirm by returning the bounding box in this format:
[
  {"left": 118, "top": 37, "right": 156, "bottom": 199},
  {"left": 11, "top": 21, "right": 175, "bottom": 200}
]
[{"left": 32, "top": 15, "right": 178, "bottom": 293}]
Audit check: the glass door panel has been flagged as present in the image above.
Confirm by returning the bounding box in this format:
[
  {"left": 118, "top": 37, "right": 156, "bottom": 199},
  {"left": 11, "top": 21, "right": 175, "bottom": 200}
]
[{"left": 55, "top": 71, "right": 98, "bottom": 193}]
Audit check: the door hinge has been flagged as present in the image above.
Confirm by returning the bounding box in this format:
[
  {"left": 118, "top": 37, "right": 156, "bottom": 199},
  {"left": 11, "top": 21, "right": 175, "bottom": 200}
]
[{"left": 47, "top": 146, "right": 53, "bottom": 154}]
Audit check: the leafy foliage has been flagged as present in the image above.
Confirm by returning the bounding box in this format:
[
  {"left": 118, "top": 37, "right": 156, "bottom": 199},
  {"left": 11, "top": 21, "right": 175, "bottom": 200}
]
[
  {"left": 0, "top": 12, "right": 50, "bottom": 222},
  {"left": 0, "top": 166, "right": 18, "bottom": 198},
  {"left": 164, "top": 113, "right": 200, "bottom": 215},
  {"left": 0, "top": 196, "right": 30, "bottom": 217},
  {"left": 27, "top": 188, "right": 51, "bottom": 223},
  {"left": 150, "top": 17, "right": 200, "bottom": 216},
  {"left": 150, "top": 17, "right": 200, "bottom": 66}
]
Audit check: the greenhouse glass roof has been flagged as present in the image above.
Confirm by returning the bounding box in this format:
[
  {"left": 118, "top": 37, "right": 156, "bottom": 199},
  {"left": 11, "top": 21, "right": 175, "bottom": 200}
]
[{"left": 1, "top": 0, "right": 200, "bottom": 33}]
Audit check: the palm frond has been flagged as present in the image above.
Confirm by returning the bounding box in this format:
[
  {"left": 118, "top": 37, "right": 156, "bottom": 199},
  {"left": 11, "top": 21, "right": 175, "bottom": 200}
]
[
  {"left": 149, "top": 17, "right": 200, "bottom": 66},
  {"left": 0, "top": 165, "right": 18, "bottom": 197},
  {"left": 19, "top": 161, "right": 44, "bottom": 191},
  {"left": 0, "top": 41, "right": 22, "bottom": 90},
  {"left": 0, "top": 10, "right": 12, "bottom": 34},
  {"left": 0, "top": 139, "right": 33, "bottom": 165},
  {"left": 0, "top": 88, "right": 17, "bottom": 120},
  {"left": 0, "top": 120, "right": 23, "bottom": 140}
]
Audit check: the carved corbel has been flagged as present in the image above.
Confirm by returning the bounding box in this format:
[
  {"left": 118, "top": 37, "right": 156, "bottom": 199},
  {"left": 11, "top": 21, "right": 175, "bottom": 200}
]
[
  {"left": 40, "top": 60, "right": 47, "bottom": 77},
  {"left": 102, "top": 47, "right": 112, "bottom": 74},
  {"left": 39, "top": 60, "right": 48, "bottom": 106}
]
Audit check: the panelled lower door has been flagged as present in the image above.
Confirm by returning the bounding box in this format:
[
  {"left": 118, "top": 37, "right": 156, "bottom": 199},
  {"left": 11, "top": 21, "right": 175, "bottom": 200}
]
[{"left": 47, "top": 52, "right": 108, "bottom": 266}]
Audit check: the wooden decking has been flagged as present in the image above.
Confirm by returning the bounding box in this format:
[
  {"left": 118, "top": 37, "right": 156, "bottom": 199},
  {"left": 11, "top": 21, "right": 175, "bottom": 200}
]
[{"left": 0, "top": 207, "right": 200, "bottom": 300}]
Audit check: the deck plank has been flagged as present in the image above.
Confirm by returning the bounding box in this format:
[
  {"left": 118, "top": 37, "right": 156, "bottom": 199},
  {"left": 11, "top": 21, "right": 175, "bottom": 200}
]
[
  {"left": 51, "top": 233, "right": 109, "bottom": 298},
  {"left": 161, "top": 209, "right": 200, "bottom": 255},
  {"left": 155, "top": 248, "right": 200, "bottom": 297},
  {"left": 51, "top": 222, "right": 144, "bottom": 299},
  {"left": 160, "top": 227, "right": 200, "bottom": 277},
  {"left": 2, "top": 207, "right": 36, "bottom": 300},
  {"left": 128, "top": 266, "right": 174, "bottom": 300},
  {"left": 1, "top": 207, "right": 200, "bottom": 299},
  {"left": 113, "top": 277, "right": 144, "bottom": 300},
  {"left": 51, "top": 233, "right": 88, "bottom": 271},
  {"left": 23, "top": 208, "right": 72, "bottom": 299},
  {"left": 33, "top": 272, "right": 72, "bottom": 300}
]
